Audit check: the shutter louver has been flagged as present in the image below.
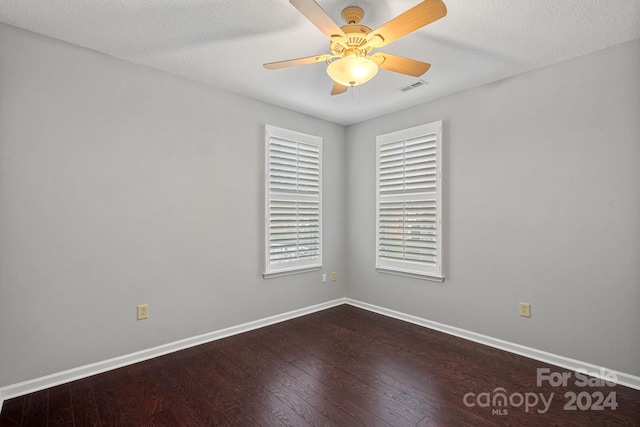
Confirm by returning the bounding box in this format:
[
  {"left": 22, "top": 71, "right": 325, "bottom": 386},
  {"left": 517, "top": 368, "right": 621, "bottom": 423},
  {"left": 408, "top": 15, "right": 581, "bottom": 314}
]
[
  {"left": 269, "top": 200, "right": 320, "bottom": 264},
  {"left": 379, "top": 134, "right": 437, "bottom": 195},
  {"left": 269, "top": 138, "right": 320, "bottom": 195},
  {"left": 264, "top": 126, "right": 322, "bottom": 277},
  {"left": 376, "top": 122, "right": 443, "bottom": 280},
  {"left": 379, "top": 200, "right": 437, "bottom": 264}
]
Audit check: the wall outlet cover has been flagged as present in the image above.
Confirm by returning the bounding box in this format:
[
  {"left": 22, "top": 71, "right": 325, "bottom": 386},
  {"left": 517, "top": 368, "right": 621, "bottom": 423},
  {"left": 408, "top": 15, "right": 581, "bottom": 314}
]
[
  {"left": 137, "top": 304, "right": 149, "bottom": 320},
  {"left": 519, "top": 302, "right": 531, "bottom": 318}
]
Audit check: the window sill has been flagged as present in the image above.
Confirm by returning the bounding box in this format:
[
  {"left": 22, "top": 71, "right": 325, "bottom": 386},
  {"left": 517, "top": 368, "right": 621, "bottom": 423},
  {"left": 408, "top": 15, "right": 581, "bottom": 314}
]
[
  {"left": 263, "top": 266, "right": 321, "bottom": 279},
  {"left": 376, "top": 267, "right": 444, "bottom": 283}
]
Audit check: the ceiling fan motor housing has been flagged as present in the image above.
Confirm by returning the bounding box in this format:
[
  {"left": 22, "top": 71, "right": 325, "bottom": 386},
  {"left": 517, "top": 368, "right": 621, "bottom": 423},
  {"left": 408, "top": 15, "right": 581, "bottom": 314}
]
[{"left": 330, "top": 24, "right": 373, "bottom": 56}]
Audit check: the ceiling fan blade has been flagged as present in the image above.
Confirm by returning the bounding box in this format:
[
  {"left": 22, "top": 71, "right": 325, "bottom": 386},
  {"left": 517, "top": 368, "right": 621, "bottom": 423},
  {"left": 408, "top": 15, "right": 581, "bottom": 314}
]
[
  {"left": 263, "top": 54, "right": 332, "bottom": 70},
  {"left": 367, "top": 0, "right": 447, "bottom": 48},
  {"left": 290, "top": 0, "right": 346, "bottom": 40},
  {"left": 370, "top": 52, "right": 431, "bottom": 77},
  {"left": 331, "top": 82, "right": 348, "bottom": 95}
]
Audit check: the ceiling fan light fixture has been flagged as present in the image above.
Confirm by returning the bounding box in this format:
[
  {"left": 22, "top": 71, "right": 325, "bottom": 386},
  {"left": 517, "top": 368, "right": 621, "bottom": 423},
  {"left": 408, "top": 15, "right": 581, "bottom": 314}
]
[
  {"left": 263, "top": 0, "right": 448, "bottom": 95},
  {"left": 326, "top": 55, "right": 378, "bottom": 87}
]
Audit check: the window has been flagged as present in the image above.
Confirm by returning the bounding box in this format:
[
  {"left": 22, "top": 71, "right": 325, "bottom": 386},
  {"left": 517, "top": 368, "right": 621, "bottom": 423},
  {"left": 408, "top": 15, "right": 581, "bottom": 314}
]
[
  {"left": 263, "top": 125, "right": 322, "bottom": 278},
  {"left": 376, "top": 121, "right": 443, "bottom": 281}
]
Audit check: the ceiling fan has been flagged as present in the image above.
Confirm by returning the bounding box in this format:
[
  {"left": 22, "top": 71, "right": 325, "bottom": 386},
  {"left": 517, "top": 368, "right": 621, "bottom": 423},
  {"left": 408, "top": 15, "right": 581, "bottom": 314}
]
[{"left": 263, "top": 0, "right": 447, "bottom": 95}]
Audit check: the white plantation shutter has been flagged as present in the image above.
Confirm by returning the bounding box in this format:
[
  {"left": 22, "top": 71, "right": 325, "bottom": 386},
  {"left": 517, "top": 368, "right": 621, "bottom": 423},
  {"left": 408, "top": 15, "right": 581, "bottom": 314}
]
[
  {"left": 264, "top": 125, "right": 322, "bottom": 278},
  {"left": 376, "top": 122, "right": 443, "bottom": 281}
]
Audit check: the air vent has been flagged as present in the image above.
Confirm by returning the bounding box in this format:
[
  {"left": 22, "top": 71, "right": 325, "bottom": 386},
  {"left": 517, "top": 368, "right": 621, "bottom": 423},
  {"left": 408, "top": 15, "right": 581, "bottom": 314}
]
[{"left": 397, "top": 80, "right": 428, "bottom": 92}]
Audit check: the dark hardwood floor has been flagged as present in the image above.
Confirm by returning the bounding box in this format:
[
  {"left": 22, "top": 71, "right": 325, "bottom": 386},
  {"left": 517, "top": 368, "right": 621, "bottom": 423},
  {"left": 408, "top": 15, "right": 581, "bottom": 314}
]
[{"left": 2, "top": 304, "right": 639, "bottom": 426}]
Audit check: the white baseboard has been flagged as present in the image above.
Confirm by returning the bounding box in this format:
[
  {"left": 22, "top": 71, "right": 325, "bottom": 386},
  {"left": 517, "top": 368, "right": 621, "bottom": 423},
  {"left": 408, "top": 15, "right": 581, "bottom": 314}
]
[
  {"left": 0, "top": 298, "right": 347, "bottom": 410},
  {"left": 2, "top": 296, "right": 638, "bottom": 414},
  {"left": 345, "top": 298, "right": 640, "bottom": 391}
]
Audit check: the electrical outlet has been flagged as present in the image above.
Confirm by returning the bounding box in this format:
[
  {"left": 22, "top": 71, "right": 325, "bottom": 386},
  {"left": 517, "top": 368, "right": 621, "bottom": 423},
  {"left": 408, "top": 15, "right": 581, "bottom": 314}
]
[
  {"left": 137, "top": 304, "right": 149, "bottom": 320},
  {"left": 519, "top": 302, "right": 531, "bottom": 318},
  {"left": 322, "top": 273, "right": 327, "bottom": 283},
  {"left": 331, "top": 272, "right": 336, "bottom": 281}
]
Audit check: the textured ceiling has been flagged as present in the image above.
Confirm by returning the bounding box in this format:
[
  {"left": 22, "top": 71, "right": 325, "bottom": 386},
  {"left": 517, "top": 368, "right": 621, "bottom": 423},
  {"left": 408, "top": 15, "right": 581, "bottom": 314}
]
[{"left": 1, "top": 0, "right": 639, "bottom": 125}]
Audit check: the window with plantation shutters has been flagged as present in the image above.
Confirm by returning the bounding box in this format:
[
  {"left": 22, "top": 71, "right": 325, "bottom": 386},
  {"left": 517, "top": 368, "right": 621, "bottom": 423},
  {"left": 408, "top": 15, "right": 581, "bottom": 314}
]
[
  {"left": 264, "top": 125, "right": 322, "bottom": 278},
  {"left": 376, "top": 121, "right": 443, "bottom": 281}
]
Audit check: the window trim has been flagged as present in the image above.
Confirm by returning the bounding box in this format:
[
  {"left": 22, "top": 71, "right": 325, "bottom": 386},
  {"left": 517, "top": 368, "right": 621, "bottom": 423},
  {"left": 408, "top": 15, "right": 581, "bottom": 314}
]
[
  {"left": 375, "top": 121, "right": 444, "bottom": 281},
  {"left": 263, "top": 125, "right": 322, "bottom": 278}
]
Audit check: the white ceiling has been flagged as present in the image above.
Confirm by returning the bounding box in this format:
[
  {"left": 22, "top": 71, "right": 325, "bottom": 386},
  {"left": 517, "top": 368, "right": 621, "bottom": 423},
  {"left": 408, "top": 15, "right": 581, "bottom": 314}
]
[{"left": 1, "top": 0, "right": 639, "bottom": 125}]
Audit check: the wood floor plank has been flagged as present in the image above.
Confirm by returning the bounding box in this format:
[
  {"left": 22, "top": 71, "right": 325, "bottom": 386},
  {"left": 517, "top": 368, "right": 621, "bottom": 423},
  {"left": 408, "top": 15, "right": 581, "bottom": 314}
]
[
  {"left": 199, "top": 345, "right": 313, "bottom": 427},
  {"left": 227, "top": 398, "right": 286, "bottom": 427},
  {"left": 127, "top": 362, "right": 171, "bottom": 415},
  {"left": 149, "top": 385, "right": 209, "bottom": 427},
  {"left": 156, "top": 351, "right": 228, "bottom": 425},
  {"left": 90, "top": 372, "right": 126, "bottom": 427},
  {"left": 290, "top": 355, "right": 417, "bottom": 427},
  {"left": 149, "top": 409, "right": 180, "bottom": 427},
  {"left": 0, "top": 396, "right": 24, "bottom": 427},
  {"left": 274, "top": 317, "right": 433, "bottom": 425},
  {"left": 234, "top": 375, "right": 315, "bottom": 427},
  {"left": 21, "top": 390, "right": 48, "bottom": 427},
  {"left": 108, "top": 367, "right": 154, "bottom": 426},
  {"left": 68, "top": 377, "right": 101, "bottom": 426},
  {"left": 135, "top": 355, "right": 218, "bottom": 426},
  {"left": 196, "top": 345, "right": 291, "bottom": 426},
  {"left": 47, "top": 384, "right": 74, "bottom": 426},
  {"left": 214, "top": 336, "right": 339, "bottom": 427},
  {"left": 244, "top": 331, "right": 391, "bottom": 427},
  {"left": 178, "top": 348, "right": 237, "bottom": 414}
]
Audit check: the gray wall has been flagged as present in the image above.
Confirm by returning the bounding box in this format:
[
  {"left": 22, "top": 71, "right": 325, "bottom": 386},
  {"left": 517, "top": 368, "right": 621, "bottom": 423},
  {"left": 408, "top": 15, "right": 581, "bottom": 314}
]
[
  {"left": 346, "top": 38, "right": 640, "bottom": 376},
  {"left": 0, "top": 24, "right": 347, "bottom": 387}
]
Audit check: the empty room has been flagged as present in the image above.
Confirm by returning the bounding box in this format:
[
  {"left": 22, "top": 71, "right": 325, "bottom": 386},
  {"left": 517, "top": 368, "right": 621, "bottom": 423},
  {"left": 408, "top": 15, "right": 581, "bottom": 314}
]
[{"left": 1, "top": 0, "right": 639, "bottom": 425}]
